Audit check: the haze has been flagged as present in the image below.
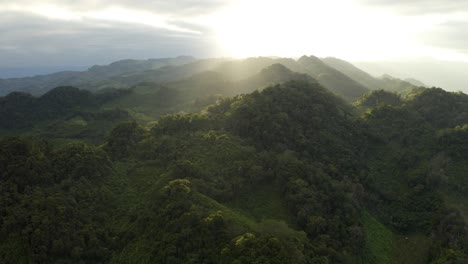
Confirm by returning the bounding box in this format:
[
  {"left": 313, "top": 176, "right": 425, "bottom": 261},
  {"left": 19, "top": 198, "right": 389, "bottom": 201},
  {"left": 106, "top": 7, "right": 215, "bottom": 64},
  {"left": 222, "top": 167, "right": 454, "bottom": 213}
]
[{"left": 1, "top": 0, "right": 468, "bottom": 91}]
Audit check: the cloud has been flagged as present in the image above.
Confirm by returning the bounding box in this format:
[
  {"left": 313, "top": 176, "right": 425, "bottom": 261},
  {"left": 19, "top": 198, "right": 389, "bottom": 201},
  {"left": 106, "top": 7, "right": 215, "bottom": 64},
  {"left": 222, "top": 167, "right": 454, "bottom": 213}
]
[
  {"left": 0, "top": 12, "right": 214, "bottom": 67},
  {"left": 355, "top": 0, "right": 468, "bottom": 62},
  {"left": 1, "top": 0, "right": 468, "bottom": 72},
  {"left": 100, "top": 0, "right": 229, "bottom": 15},
  {"left": 0, "top": 0, "right": 227, "bottom": 68},
  {"left": 1, "top": 0, "right": 230, "bottom": 16},
  {"left": 0, "top": 0, "right": 231, "bottom": 35},
  {"left": 420, "top": 21, "right": 468, "bottom": 54},
  {"left": 357, "top": 0, "right": 468, "bottom": 14}
]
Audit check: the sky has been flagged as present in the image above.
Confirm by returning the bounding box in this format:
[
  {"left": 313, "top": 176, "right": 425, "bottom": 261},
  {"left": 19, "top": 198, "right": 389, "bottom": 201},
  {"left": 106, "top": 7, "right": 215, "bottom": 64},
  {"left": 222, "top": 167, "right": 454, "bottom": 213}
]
[{"left": 1, "top": 0, "right": 468, "bottom": 90}]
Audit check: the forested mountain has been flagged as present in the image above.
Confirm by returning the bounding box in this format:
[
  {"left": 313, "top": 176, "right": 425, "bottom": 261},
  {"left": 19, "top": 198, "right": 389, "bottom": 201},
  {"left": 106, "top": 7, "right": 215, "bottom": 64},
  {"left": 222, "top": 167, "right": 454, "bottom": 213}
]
[
  {"left": 0, "top": 63, "right": 313, "bottom": 144},
  {"left": 353, "top": 90, "right": 403, "bottom": 113},
  {"left": 296, "top": 56, "right": 369, "bottom": 101},
  {"left": 322, "top": 57, "right": 384, "bottom": 90},
  {"left": 0, "top": 56, "right": 467, "bottom": 263},
  {"left": 0, "top": 55, "right": 382, "bottom": 102},
  {"left": 0, "top": 56, "right": 196, "bottom": 96},
  {"left": 322, "top": 57, "right": 425, "bottom": 94}
]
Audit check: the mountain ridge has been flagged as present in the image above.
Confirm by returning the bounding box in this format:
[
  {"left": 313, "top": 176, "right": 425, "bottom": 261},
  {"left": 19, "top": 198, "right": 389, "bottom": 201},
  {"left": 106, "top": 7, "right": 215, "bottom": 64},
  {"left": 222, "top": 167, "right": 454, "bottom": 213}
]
[{"left": 0, "top": 55, "right": 423, "bottom": 103}]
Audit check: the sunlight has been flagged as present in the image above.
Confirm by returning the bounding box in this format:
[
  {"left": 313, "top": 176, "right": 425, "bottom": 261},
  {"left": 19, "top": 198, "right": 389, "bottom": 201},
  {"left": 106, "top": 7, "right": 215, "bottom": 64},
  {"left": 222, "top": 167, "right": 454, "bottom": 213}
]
[
  {"left": 211, "top": 0, "right": 455, "bottom": 61},
  {"left": 419, "top": 46, "right": 468, "bottom": 63}
]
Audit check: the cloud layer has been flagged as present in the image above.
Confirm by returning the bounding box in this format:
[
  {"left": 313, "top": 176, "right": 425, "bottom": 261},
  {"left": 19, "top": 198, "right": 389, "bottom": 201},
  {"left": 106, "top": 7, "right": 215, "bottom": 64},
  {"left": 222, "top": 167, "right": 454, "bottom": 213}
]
[
  {"left": 358, "top": 0, "right": 468, "bottom": 14},
  {"left": 0, "top": 12, "right": 213, "bottom": 68},
  {"left": 2, "top": 0, "right": 230, "bottom": 15},
  {"left": 1, "top": 0, "right": 468, "bottom": 77},
  {"left": 0, "top": 1, "right": 225, "bottom": 68}
]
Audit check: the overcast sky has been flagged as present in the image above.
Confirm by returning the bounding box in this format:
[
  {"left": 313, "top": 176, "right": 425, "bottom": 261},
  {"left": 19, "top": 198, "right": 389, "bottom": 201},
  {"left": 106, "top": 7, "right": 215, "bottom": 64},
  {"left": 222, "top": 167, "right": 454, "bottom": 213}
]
[{"left": 1, "top": 0, "right": 467, "bottom": 90}]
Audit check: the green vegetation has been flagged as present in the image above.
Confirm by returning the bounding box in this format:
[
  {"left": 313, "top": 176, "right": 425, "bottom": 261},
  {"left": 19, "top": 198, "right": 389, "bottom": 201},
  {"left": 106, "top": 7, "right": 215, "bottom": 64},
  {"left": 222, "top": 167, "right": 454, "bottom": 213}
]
[
  {"left": 0, "top": 56, "right": 468, "bottom": 263},
  {"left": 353, "top": 90, "right": 402, "bottom": 113},
  {"left": 0, "top": 56, "right": 371, "bottom": 102},
  {"left": 361, "top": 211, "right": 431, "bottom": 264},
  {"left": 362, "top": 211, "right": 394, "bottom": 264}
]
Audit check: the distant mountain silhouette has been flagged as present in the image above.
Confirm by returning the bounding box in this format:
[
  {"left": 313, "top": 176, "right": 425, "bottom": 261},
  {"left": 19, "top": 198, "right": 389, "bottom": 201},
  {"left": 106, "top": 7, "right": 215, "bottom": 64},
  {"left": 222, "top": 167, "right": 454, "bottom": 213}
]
[{"left": 0, "top": 55, "right": 428, "bottom": 102}]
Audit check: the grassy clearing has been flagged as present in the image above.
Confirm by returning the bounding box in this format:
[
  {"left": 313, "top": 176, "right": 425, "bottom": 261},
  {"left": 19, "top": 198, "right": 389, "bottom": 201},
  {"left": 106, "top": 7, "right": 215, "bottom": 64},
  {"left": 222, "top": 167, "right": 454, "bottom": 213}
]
[
  {"left": 362, "top": 211, "right": 394, "bottom": 264},
  {"left": 226, "top": 181, "right": 295, "bottom": 225},
  {"left": 392, "top": 234, "right": 430, "bottom": 264},
  {"left": 197, "top": 191, "right": 306, "bottom": 242},
  {"left": 362, "top": 211, "right": 430, "bottom": 264}
]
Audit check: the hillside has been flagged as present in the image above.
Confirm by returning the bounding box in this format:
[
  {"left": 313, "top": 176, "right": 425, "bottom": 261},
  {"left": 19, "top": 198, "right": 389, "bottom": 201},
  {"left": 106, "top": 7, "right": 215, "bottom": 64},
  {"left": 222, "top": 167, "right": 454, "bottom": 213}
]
[
  {"left": 0, "top": 63, "right": 313, "bottom": 144},
  {"left": 0, "top": 56, "right": 196, "bottom": 96},
  {"left": 322, "top": 57, "right": 424, "bottom": 94},
  {"left": 0, "top": 58, "right": 467, "bottom": 263},
  {"left": 322, "top": 57, "right": 383, "bottom": 90},
  {"left": 0, "top": 80, "right": 367, "bottom": 263},
  {"left": 297, "top": 56, "right": 369, "bottom": 101}
]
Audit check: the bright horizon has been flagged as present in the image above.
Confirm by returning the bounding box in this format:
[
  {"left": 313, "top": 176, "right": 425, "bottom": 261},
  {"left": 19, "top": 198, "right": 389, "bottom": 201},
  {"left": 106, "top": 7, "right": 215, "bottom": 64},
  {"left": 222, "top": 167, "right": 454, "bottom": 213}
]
[
  {"left": 211, "top": 0, "right": 468, "bottom": 63},
  {"left": 2, "top": 1, "right": 468, "bottom": 61},
  {"left": 1, "top": 0, "right": 468, "bottom": 90}
]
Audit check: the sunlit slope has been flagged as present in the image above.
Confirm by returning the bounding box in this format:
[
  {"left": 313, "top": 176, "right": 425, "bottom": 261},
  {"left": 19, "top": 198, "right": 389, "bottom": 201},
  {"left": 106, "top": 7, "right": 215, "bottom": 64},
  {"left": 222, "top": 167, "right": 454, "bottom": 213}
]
[
  {"left": 323, "top": 57, "right": 424, "bottom": 94},
  {"left": 0, "top": 56, "right": 377, "bottom": 102},
  {"left": 100, "top": 63, "right": 315, "bottom": 118},
  {"left": 0, "top": 64, "right": 312, "bottom": 142},
  {"left": 323, "top": 57, "right": 383, "bottom": 90}
]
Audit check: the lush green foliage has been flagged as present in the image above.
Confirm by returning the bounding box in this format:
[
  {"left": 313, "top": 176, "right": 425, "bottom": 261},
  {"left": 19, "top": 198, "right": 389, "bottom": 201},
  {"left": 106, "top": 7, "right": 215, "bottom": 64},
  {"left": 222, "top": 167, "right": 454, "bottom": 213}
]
[
  {"left": 1, "top": 67, "right": 468, "bottom": 264},
  {"left": 353, "top": 90, "right": 402, "bottom": 113}
]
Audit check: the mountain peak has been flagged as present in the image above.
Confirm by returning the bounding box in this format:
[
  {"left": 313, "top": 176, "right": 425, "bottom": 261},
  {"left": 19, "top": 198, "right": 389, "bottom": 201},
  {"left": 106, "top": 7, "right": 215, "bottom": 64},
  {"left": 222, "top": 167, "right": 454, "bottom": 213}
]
[
  {"left": 298, "top": 55, "right": 324, "bottom": 65},
  {"left": 260, "top": 63, "right": 292, "bottom": 75}
]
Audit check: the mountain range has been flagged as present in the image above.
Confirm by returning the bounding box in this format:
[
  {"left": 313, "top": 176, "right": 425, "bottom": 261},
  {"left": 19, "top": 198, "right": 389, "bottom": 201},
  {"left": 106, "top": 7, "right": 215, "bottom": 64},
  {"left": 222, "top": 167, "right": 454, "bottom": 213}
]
[{"left": 0, "top": 55, "right": 424, "bottom": 101}]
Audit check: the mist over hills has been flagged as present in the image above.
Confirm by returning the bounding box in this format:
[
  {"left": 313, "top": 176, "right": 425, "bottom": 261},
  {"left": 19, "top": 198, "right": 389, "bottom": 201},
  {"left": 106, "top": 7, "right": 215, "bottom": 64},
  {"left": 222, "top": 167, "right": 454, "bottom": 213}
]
[
  {"left": 0, "top": 55, "right": 426, "bottom": 102},
  {"left": 353, "top": 59, "right": 468, "bottom": 92},
  {"left": 0, "top": 66, "right": 89, "bottom": 79},
  {"left": 2, "top": 55, "right": 468, "bottom": 263},
  {"left": 0, "top": 56, "right": 197, "bottom": 96}
]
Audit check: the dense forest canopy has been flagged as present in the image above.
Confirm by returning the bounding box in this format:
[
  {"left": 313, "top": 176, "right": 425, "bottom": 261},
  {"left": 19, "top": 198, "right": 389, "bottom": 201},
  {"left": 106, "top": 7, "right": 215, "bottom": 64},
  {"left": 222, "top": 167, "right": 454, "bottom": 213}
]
[{"left": 0, "top": 56, "right": 467, "bottom": 264}]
